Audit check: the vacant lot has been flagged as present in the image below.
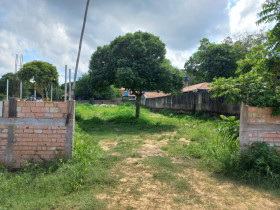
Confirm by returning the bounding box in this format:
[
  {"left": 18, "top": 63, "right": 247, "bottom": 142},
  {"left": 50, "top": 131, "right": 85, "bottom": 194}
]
[{"left": 1, "top": 103, "right": 280, "bottom": 209}]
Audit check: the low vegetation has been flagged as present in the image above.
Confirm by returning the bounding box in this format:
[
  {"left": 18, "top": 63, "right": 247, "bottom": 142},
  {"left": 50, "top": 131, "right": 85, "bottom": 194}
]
[{"left": 0, "top": 103, "right": 279, "bottom": 209}]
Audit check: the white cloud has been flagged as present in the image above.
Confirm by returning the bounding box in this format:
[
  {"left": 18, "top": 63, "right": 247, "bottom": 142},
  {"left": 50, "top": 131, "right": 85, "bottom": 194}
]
[{"left": 229, "top": 0, "right": 266, "bottom": 34}]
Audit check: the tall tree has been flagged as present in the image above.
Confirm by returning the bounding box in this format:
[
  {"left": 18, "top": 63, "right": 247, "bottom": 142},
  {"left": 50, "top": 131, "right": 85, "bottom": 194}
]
[
  {"left": 257, "top": 0, "right": 280, "bottom": 51},
  {"left": 184, "top": 34, "right": 264, "bottom": 84},
  {"left": 17, "top": 60, "right": 59, "bottom": 100},
  {"left": 89, "top": 31, "right": 184, "bottom": 118}
]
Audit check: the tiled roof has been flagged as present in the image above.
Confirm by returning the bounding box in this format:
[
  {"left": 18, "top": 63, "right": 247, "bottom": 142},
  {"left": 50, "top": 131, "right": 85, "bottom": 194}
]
[
  {"left": 182, "top": 82, "right": 212, "bottom": 92},
  {"left": 144, "top": 91, "right": 170, "bottom": 99}
]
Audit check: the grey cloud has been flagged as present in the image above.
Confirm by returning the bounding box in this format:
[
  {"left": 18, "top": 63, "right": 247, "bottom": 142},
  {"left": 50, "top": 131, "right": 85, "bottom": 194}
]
[{"left": 0, "top": 0, "right": 231, "bottom": 78}]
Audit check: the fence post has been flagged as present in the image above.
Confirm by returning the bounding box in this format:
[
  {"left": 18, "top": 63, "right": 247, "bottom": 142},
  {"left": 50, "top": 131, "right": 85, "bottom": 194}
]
[
  {"left": 65, "top": 65, "right": 67, "bottom": 102},
  {"left": 50, "top": 85, "right": 53, "bottom": 102},
  {"left": 69, "top": 68, "right": 72, "bottom": 101},
  {"left": 6, "top": 79, "right": 9, "bottom": 101}
]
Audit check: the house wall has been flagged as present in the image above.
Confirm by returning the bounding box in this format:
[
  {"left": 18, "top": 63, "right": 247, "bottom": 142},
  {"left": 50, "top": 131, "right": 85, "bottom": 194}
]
[
  {"left": 239, "top": 104, "right": 280, "bottom": 151},
  {"left": 0, "top": 98, "right": 75, "bottom": 168},
  {"left": 143, "top": 91, "right": 240, "bottom": 116}
]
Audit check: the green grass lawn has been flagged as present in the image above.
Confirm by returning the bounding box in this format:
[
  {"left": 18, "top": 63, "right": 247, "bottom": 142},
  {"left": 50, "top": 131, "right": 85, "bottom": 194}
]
[{"left": 0, "top": 103, "right": 279, "bottom": 209}]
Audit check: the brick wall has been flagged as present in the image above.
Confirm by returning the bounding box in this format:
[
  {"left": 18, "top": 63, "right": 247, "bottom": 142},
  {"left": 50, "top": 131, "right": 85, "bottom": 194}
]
[
  {"left": 0, "top": 99, "right": 75, "bottom": 168},
  {"left": 239, "top": 104, "right": 280, "bottom": 151}
]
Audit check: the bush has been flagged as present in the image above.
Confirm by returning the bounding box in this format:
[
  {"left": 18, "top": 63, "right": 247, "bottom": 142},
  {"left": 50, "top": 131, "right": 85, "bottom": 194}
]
[
  {"left": 0, "top": 93, "right": 6, "bottom": 101},
  {"left": 239, "top": 142, "right": 280, "bottom": 186}
]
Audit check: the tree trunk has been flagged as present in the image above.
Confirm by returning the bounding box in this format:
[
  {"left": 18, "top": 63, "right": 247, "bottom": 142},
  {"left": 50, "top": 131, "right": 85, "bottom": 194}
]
[{"left": 135, "top": 94, "right": 142, "bottom": 119}]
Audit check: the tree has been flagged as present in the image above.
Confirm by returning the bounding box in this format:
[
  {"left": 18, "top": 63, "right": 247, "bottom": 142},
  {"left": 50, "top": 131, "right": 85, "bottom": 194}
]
[
  {"left": 0, "top": 73, "right": 14, "bottom": 96},
  {"left": 0, "top": 73, "right": 31, "bottom": 99},
  {"left": 17, "top": 60, "right": 59, "bottom": 100},
  {"left": 89, "top": 31, "right": 184, "bottom": 118},
  {"left": 257, "top": 0, "right": 280, "bottom": 51},
  {"left": 75, "top": 73, "right": 121, "bottom": 100},
  {"left": 184, "top": 35, "right": 264, "bottom": 84},
  {"left": 210, "top": 43, "right": 280, "bottom": 114}
]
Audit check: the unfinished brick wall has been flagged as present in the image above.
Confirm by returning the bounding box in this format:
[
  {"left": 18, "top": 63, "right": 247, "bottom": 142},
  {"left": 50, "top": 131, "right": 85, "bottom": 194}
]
[
  {"left": 239, "top": 104, "right": 280, "bottom": 151},
  {"left": 0, "top": 99, "right": 75, "bottom": 168}
]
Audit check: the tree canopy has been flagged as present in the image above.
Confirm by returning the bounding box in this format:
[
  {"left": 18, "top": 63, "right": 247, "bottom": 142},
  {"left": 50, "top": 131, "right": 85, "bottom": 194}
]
[
  {"left": 17, "top": 60, "right": 58, "bottom": 100},
  {"left": 184, "top": 34, "right": 264, "bottom": 84},
  {"left": 89, "top": 31, "right": 184, "bottom": 118}
]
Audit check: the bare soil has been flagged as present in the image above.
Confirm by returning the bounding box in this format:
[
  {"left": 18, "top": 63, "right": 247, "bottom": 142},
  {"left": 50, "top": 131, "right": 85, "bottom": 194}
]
[{"left": 98, "top": 135, "right": 280, "bottom": 209}]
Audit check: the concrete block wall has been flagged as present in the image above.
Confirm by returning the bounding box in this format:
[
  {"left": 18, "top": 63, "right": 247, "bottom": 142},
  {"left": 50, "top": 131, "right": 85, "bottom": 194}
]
[
  {"left": 239, "top": 104, "right": 280, "bottom": 151},
  {"left": 0, "top": 98, "right": 75, "bottom": 168},
  {"left": 143, "top": 91, "right": 240, "bottom": 116}
]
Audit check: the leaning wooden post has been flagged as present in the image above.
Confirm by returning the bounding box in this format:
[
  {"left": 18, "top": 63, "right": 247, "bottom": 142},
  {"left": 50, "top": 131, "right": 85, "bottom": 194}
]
[{"left": 64, "top": 65, "right": 67, "bottom": 102}]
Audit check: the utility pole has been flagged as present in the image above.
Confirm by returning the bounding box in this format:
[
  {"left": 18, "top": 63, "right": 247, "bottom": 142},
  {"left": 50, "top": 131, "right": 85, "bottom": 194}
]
[{"left": 72, "top": 0, "right": 90, "bottom": 100}]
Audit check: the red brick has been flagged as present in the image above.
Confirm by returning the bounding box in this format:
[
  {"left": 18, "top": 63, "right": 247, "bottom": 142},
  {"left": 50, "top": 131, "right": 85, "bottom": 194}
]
[
  {"left": 24, "top": 129, "right": 34, "bottom": 133},
  {"left": 2, "top": 129, "right": 8, "bottom": 133},
  {"left": 266, "top": 119, "right": 276, "bottom": 124},
  {"left": 15, "top": 129, "right": 24, "bottom": 133},
  {"left": 274, "top": 138, "right": 280, "bottom": 143},
  {"left": 264, "top": 138, "right": 273, "bottom": 142},
  {"left": 0, "top": 126, "right": 8, "bottom": 129},
  {"left": 0, "top": 134, "right": 8, "bottom": 138},
  {"left": 19, "top": 133, "right": 29, "bottom": 138},
  {"left": 53, "top": 113, "right": 63, "bottom": 118},
  {"left": 37, "top": 134, "right": 48, "bottom": 138},
  {"left": 22, "top": 107, "right": 31, "bottom": 112},
  {"left": 45, "top": 102, "right": 54, "bottom": 107},
  {"left": 248, "top": 107, "right": 258, "bottom": 112},
  {"left": 60, "top": 108, "right": 68, "bottom": 114},
  {"left": 25, "top": 101, "right": 36, "bottom": 107},
  {"left": 35, "top": 113, "right": 44, "bottom": 118},
  {"left": 17, "top": 101, "right": 26, "bottom": 106},
  {"left": 28, "top": 134, "right": 38, "bottom": 138},
  {"left": 36, "top": 102, "right": 45, "bottom": 107},
  {"left": 44, "top": 113, "right": 53, "bottom": 118},
  {"left": 43, "top": 129, "right": 52, "bottom": 134},
  {"left": 57, "top": 129, "right": 66, "bottom": 134},
  {"left": 48, "top": 134, "right": 59, "bottom": 138},
  {"left": 26, "top": 113, "right": 35, "bottom": 117},
  {"left": 31, "top": 107, "right": 41, "bottom": 112},
  {"left": 40, "top": 107, "right": 49, "bottom": 113},
  {"left": 17, "top": 112, "right": 26, "bottom": 118},
  {"left": 58, "top": 103, "right": 67, "bottom": 108}
]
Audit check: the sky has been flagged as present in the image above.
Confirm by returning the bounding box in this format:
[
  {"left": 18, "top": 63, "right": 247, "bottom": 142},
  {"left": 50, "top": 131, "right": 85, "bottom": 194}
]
[{"left": 0, "top": 0, "right": 268, "bottom": 84}]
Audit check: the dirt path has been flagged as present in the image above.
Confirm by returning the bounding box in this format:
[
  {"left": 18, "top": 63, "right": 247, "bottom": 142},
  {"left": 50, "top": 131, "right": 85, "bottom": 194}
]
[{"left": 98, "top": 135, "right": 280, "bottom": 209}]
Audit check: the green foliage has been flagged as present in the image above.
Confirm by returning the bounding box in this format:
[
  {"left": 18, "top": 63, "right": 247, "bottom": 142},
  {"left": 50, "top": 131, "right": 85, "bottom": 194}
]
[
  {"left": 0, "top": 93, "right": 5, "bottom": 100},
  {"left": 218, "top": 115, "right": 239, "bottom": 143},
  {"left": 17, "top": 60, "right": 59, "bottom": 100},
  {"left": 89, "top": 31, "right": 184, "bottom": 118},
  {"left": 184, "top": 37, "right": 254, "bottom": 83},
  {"left": 239, "top": 142, "right": 280, "bottom": 187},
  {"left": 211, "top": 43, "right": 280, "bottom": 114}
]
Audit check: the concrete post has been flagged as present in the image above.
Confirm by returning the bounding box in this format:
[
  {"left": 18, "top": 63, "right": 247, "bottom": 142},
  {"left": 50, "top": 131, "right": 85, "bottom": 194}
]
[
  {"left": 20, "top": 81, "right": 22, "bottom": 100},
  {"left": 239, "top": 104, "right": 249, "bottom": 151},
  {"left": 6, "top": 79, "right": 9, "bottom": 101},
  {"left": 69, "top": 69, "right": 71, "bottom": 101},
  {"left": 51, "top": 85, "right": 53, "bottom": 102},
  {"left": 65, "top": 100, "right": 75, "bottom": 158},
  {"left": 65, "top": 65, "right": 67, "bottom": 102}
]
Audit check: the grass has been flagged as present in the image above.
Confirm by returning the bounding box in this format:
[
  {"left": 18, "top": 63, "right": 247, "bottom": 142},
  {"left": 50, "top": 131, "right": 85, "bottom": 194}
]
[{"left": 0, "top": 103, "right": 279, "bottom": 209}]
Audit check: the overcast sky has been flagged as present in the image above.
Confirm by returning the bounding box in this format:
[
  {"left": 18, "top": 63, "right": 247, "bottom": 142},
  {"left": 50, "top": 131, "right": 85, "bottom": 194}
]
[{"left": 0, "top": 0, "right": 268, "bottom": 84}]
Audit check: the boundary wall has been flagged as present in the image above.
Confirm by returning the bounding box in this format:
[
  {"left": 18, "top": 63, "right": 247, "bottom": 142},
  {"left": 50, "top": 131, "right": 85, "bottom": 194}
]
[
  {"left": 142, "top": 91, "right": 240, "bottom": 116},
  {"left": 0, "top": 98, "right": 75, "bottom": 168},
  {"left": 239, "top": 104, "right": 280, "bottom": 151}
]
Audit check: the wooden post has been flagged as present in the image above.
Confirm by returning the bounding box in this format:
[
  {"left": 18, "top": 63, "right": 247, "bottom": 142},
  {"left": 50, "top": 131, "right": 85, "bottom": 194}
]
[{"left": 65, "top": 65, "right": 67, "bottom": 102}]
